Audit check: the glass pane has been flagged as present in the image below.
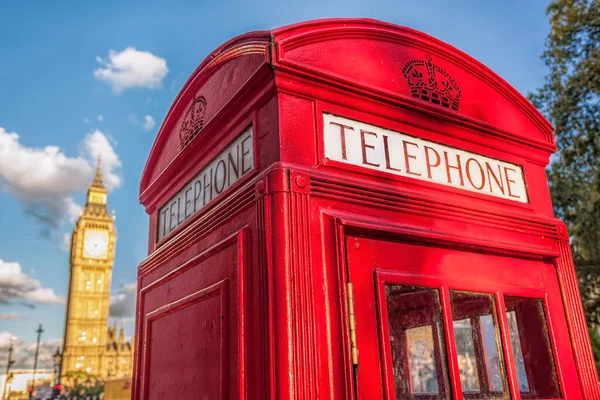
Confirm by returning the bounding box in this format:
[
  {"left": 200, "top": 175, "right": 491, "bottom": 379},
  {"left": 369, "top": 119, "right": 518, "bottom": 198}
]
[
  {"left": 386, "top": 285, "right": 450, "bottom": 399},
  {"left": 450, "top": 291, "right": 508, "bottom": 399},
  {"left": 406, "top": 325, "right": 439, "bottom": 393},
  {"left": 506, "top": 311, "right": 529, "bottom": 392},
  {"left": 480, "top": 315, "right": 503, "bottom": 392},
  {"left": 504, "top": 296, "right": 561, "bottom": 398},
  {"left": 453, "top": 318, "right": 480, "bottom": 392}
]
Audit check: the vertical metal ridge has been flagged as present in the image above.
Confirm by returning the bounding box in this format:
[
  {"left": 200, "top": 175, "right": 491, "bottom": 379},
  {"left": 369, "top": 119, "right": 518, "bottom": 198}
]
[
  {"left": 556, "top": 240, "right": 600, "bottom": 398},
  {"left": 289, "top": 191, "right": 318, "bottom": 399},
  {"left": 257, "top": 196, "right": 270, "bottom": 400}
]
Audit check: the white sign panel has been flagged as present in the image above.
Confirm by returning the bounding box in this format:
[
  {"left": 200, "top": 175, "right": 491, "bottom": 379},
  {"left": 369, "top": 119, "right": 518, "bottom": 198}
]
[
  {"left": 158, "top": 127, "right": 253, "bottom": 241},
  {"left": 323, "top": 113, "right": 528, "bottom": 203}
]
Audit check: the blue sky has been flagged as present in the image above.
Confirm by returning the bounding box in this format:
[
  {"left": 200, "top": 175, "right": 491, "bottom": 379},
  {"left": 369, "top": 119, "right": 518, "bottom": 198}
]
[{"left": 0, "top": 0, "right": 550, "bottom": 368}]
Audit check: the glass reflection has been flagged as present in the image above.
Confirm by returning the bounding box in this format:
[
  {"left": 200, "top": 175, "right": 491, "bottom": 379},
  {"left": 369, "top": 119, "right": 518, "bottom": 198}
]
[
  {"left": 450, "top": 291, "right": 508, "bottom": 399},
  {"left": 386, "top": 285, "right": 450, "bottom": 399},
  {"left": 506, "top": 310, "right": 529, "bottom": 392},
  {"left": 406, "top": 325, "right": 439, "bottom": 393},
  {"left": 453, "top": 318, "right": 480, "bottom": 392},
  {"left": 480, "top": 315, "right": 503, "bottom": 392},
  {"left": 504, "top": 296, "right": 561, "bottom": 399}
]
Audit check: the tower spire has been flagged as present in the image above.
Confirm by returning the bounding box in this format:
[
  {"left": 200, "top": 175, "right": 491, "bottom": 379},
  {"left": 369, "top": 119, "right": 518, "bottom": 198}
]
[
  {"left": 118, "top": 325, "right": 125, "bottom": 343},
  {"left": 91, "top": 155, "right": 106, "bottom": 190},
  {"left": 86, "top": 155, "right": 108, "bottom": 206}
]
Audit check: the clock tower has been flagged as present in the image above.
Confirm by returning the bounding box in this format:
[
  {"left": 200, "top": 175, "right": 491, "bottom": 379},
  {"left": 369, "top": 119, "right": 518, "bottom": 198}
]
[{"left": 62, "top": 159, "right": 117, "bottom": 378}]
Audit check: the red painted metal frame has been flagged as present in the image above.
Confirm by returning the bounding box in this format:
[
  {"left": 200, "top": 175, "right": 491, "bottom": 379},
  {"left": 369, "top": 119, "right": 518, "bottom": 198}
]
[
  {"left": 374, "top": 271, "right": 454, "bottom": 400},
  {"left": 134, "top": 18, "right": 600, "bottom": 399},
  {"left": 143, "top": 279, "right": 230, "bottom": 398},
  {"left": 135, "top": 228, "right": 249, "bottom": 399},
  {"left": 366, "top": 253, "right": 571, "bottom": 399}
]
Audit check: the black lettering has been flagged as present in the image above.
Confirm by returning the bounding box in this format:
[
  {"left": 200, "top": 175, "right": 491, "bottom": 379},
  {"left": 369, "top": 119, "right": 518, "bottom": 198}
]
[
  {"left": 203, "top": 169, "right": 213, "bottom": 206},
  {"left": 241, "top": 135, "right": 253, "bottom": 174},
  {"left": 466, "top": 158, "right": 485, "bottom": 190},
  {"left": 486, "top": 162, "right": 505, "bottom": 195},
  {"left": 177, "top": 197, "right": 184, "bottom": 224},
  {"left": 193, "top": 180, "right": 202, "bottom": 212},
  {"left": 383, "top": 135, "right": 401, "bottom": 172},
  {"left": 184, "top": 187, "right": 193, "bottom": 218},
  {"left": 215, "top": 159, "right": 227, "bottom": 194},
  {"left": 403, "top": 140, "right": 421, "bottom": 176},
  {"left": 424, "top": 146, "right": 441, "bottom": 179},
  {"left": 227, "top": 147, "right": 240, "bottom": 186},
  {"left": 329, "top": 121, "right": 353, "bottom": 160},
  {"left": 504, "top": 167, "right": 521, "bottom": 198},
  {"left": 443, "top": 151, "right": 465, "bottom": 186},
  {"left": 360, "top": 130, "right": 380, "bottom": 167},
  {"left": 169, "top": 201, "right": 177, "bottom": 231},
  {"left": 160, "top": 208, "right": 168, "bottom": 239}
]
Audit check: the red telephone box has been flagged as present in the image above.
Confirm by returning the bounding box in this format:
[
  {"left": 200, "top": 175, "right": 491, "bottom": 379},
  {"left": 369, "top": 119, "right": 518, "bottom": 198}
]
[{"left": 134, "top": 19, "right": 600, "bottom": 399}]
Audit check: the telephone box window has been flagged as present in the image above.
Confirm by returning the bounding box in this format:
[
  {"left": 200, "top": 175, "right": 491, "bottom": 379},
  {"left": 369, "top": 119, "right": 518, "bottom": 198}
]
[
  {"left": 506, "top": 311, "right": 529, "bottom": 392},
  {"left": 453, "top": 318, "right": 481, "bottom": 392},
  {"left": 504, "top": 296, "right": 562, "bottom": 399},
  {"left": 450, "top": 291, "right": 508, "bottom": 398},
  {"left": 386, "top": 284, "right": 450, "bottom": 399},
  {"left": 480, "top": 315, "right": 503, "bottom": 392},
  {"left": 406, "top": 325, "right": 439, "bottom": 394}
]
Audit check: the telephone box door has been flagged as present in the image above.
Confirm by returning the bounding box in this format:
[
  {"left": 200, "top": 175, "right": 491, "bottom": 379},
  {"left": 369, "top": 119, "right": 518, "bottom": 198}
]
[{"left": 346, "top": 236, "right": 582, "bottom": 400}]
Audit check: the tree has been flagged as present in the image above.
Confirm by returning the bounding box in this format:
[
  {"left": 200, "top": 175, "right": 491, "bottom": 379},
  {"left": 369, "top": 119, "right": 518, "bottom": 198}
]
[
  {"left": 61, "top": 371, "right": 104, "bottom": 397},
  {"left": 530, "top": 0, "right": 600, "bottom": 327},
  {"left": 590, "top": 328, "right": 600, "bottom": 373}
]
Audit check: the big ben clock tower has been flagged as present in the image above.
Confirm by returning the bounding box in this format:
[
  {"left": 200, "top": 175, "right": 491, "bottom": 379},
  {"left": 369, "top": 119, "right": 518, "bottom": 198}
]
[{"left": 62, "top": 159, "right": 117, "bottom": 378}]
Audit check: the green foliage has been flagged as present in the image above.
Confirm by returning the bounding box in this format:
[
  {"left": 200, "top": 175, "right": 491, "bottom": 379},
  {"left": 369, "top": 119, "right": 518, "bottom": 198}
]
[
  {"left": 62, "top": 371, "right": 104, "bottom": 397},
  {"left": 530, "top": 0, "right": 600, "bottom": 326},
  {"left": 589, "top": 328, "right": 600, "bottom": 373}
]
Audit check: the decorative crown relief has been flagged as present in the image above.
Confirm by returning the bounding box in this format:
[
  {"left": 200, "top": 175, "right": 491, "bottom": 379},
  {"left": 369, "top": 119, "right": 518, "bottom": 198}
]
[
  {"left": 402, "top": 55, "right": 461, "bottom": 111},
  {"left": 179, "top": 95, "right": 207, "bottom": 148}
]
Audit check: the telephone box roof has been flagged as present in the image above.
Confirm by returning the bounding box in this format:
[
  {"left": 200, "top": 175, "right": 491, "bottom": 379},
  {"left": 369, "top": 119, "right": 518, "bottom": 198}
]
[{"left": 140, "top": 18, "right": 553, "bottom": 199}]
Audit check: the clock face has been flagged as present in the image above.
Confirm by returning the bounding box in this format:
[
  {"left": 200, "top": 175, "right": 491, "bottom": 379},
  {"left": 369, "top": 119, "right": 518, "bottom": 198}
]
[{"left": 83, "top": 230, "right": 109, "bottom": 260}]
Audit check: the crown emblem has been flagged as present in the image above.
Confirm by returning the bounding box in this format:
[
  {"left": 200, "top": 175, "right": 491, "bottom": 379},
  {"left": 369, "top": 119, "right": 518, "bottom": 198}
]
[
  {"left": 179, "top": 95, "right": 207, "bottom": 148},
  {"left": 402, "top": 55, "right": 461, "bottom": 111}
]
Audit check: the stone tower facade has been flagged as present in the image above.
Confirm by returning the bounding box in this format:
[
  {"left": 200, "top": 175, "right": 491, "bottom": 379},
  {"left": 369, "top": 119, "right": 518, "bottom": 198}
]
[{"left": 61, "top": 161, "right": 132, "bottom": 379}]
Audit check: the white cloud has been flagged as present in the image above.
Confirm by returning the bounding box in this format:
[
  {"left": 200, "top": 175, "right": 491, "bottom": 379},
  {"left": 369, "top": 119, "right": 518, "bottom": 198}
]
[
  {"left": 0, "top": 332, "right": 62, "bottom": 369},
  {"left": 110, "top": 282, "right": 137, "bottom": 318},
  {"left": 82, "top": 130, "right": 122, "bottom": 190},
  {"left": 61, "top": 233, "right": 72, "bottom": 252},
  {"left": 129, "top": 114, "right": 156, "bottom": 131},
  {"left": 97, "top": 114, "right": 104, "bottom": 122},
  {"left": 94, "top": 47, "right": 169, "bottom": 93},
  {"left": 142, "top": 115, "right": 155, "bottom": 131},
  {"left": 0, "top": 312, "right": 27, "bottom": 320},
  {"left": 0, "top": 127, "right": 122, "bottom": 230},
  {"left": 22, "top": 337, "right": 62, "bottom": 369},
  {"left": 67, "top": 201, "right": 84, "bottom": 224},
  {"left": 0, "top": 260, "right": 63, "bottom": 305},
  {"left": 0, "top": 332, "right": 21, "bottom": 349}
]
